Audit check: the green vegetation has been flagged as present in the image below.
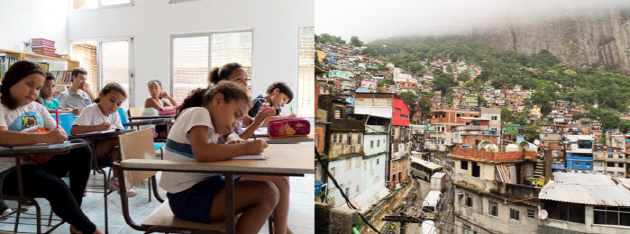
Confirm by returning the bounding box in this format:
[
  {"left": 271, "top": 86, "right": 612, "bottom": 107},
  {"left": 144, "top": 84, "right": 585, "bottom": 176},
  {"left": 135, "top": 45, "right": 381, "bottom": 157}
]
[{"left": 364, "top": 36, "right": 630, "bottom": 113}]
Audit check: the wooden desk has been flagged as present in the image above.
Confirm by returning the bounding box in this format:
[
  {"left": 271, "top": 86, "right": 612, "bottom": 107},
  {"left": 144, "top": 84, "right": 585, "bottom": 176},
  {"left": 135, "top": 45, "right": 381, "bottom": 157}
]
[
  {"left": 116, "top": 144, "right": 314, "bottom": 234},
  {"left": 0, "top": 142, "right": 87, "bottom": 234}
]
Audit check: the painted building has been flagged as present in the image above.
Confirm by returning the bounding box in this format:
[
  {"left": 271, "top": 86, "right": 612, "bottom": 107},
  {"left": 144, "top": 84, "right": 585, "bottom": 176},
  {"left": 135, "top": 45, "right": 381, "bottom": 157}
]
[
  {"left": 593, "top": 147, "right": 628, "bottom": 178},
  {"left": 566, "top": 135, "right": 594, "bottom": 173}
]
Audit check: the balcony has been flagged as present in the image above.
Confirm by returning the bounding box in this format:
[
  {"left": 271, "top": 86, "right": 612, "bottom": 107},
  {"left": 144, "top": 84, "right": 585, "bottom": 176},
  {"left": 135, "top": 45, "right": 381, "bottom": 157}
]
[
  {"left": 453, "top": 125, "right": 489, "bottom": 132},
  {"left": 454, "top": 173, "right": 540, "bottom": 199}
]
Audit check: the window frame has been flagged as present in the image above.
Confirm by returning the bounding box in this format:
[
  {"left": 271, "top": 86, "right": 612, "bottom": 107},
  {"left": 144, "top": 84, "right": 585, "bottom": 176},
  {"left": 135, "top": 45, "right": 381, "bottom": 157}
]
[
  {"left": 489, "top": 201, "right": 499, "bottom": 217},
  {"left": 170, "top": 30, "right": 254, "bottom": 103},
  {"left": 510, "top": 208, "right": 520, "bottom": 221}
]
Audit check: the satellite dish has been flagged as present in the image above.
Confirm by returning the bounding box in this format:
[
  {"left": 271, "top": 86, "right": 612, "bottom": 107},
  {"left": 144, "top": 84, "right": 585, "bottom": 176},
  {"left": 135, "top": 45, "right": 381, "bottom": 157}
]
[
  {"left": 534, "top": 140, "right": 541, "bottom": 146},
  {"left": 539, "top": 209, "right": 548, "bottom": 220}
]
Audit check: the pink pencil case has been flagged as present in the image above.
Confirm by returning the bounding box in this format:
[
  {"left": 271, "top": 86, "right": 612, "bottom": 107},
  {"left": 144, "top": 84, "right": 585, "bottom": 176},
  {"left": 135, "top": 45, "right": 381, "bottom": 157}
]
[
  {"left": 158, "top": 106, "right": 178, "bottom": 115},
  {"left": 267, "top": 118, "right": 310, "bottom": 137}
]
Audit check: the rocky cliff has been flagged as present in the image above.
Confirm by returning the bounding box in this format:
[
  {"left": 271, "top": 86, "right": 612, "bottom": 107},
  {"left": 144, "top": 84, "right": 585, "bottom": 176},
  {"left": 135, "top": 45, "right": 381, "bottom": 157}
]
[{"left": 470, "top": 9, "right": 630, "bottom": 74}]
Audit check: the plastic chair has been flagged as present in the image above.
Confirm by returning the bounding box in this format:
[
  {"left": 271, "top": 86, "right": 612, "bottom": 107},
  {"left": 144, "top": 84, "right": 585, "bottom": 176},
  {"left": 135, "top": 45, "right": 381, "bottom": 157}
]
[{"left": 54, "top": 113, "right": 76, "bottom": 136}]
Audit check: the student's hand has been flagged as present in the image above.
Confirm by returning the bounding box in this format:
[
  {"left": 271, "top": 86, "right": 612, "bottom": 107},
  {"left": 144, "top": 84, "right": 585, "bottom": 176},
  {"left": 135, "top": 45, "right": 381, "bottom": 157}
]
[
  {"left": 45, "top": 128, "right": 68, "bottom": 143},
  {"left": 160, "top": 92, "right": 171, "bottom": 99},
  {"left": 72, "top": 108, "right": 82, "bottom": 116},
  {"left": 98, "top": 122, "right": 112, "bottom": 131},
  {"left": 286, "top": 113, "right": 297, "bottom": 118},
  {"left": 244, "top": 139, "right": 267, "bottom": 154},
  {"left": 81, "top": 82, "right": 91, "bottom": 91},
  {"left": 254, "top": 107, "right": 276, "bottom": 125}
]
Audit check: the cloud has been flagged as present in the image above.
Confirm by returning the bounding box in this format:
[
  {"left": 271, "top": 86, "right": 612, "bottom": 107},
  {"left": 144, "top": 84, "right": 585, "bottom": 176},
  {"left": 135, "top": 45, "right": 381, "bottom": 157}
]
[{"left": 315, "top": 0, "right": 630, "bottom": 42}]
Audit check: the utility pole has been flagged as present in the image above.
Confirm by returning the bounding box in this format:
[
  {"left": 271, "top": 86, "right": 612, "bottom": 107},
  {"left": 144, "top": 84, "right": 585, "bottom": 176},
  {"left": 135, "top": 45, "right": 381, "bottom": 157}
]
[{"left": 382, "top": 215, "right": 424, "bottom": 234}]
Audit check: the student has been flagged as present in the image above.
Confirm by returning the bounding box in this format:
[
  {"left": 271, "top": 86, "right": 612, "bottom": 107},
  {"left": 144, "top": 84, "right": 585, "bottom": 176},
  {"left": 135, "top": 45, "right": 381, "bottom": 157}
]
[
  {"left": 0, "top": 61, "right": 102, "bottom": 234},
  {"left": 161, "top": 82, "right": 278, "bottom": 234},
  {"left": 208, "top": 63, "right": 275, "bottom": 141},
  {"left": 208, "top": 63, "right": 293, "bottom": 234},
  {"left": 70, "top": 83, "right": 137, "bottom": 197},
  {"left": 57, "top": 67, "right": 96, "bottom": 109},
  {"left": 34, "top": 72, "right": 80, "bottom": 115},
  {"left": 144, "top": 80, "right": 177, "bottom": 138},
  {"left": 248, "top": 81, "right": 297, "bottom": 124}
]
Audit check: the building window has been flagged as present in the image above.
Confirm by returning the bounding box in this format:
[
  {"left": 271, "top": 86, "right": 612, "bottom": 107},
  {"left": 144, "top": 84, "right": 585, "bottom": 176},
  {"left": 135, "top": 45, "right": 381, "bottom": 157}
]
[
  {"left": 594, "top": 206, "right": 630, "bottom": 226},
  {"left": 527, "top": 209, "right": 535, "bottom": 219},
  {"left": 461, "top": 160, "right": 469, "bottom": 170},
  {"left": 356, "top": 157, "right": 361, "bottom": 168},
  {"left": 377, "top": 140, "right": 380, "bottom": 147},
  {"left": 377, "top": 159, "right": 380, "bottom": 165},
  {"left": 489, "top": 201, "right": 498, "bottom": 217},
  {"left": 371, "top": 140, "right": 374, "bottom": 148},
  {"left": 608, "top": 154, "right": 614, "bottom": 158},
  {"left": 575, "top": 162, "right": 580, "bottom": 166},
  {"left": 333, "top": 135, "right": 337, "bottom": 143},
  {"left": 620, "top": 155, "right": 624, "bottom": 159},
  {"left": 618, "top": 163, "right": 624, "bottom": 167},
  {"left": 607, "top": 162, "right": 615, "bottom": 167},
  {"left": 347, "top": 135, "right": 352, "bottom": 146},
  {"left": 334, "top": 106, "right": 343, "bottom": 119},
  {"left": 345, "top": 187, "right": 350, "bottom": 197},
  {"left": 357, "top": 134, "right": 361, "bottom": 145},
  {"left": 172, "top": 31, "right": 252, "bottom": 104},
  {"left": 463, "top": 225, "right": 473, "bottom": 234},
  {"left": 345, "top": 158, "right": 351, "bottom": 171},
  {"left": 510, "top": 209, "right": 520, "bottom": 221},
  {"left": 585, "top": 162, "right": 591, "bottom": 167},
  {"left": 619, "top": 172, "right": 625, "bottom": 177},
  {"left": 492, "top": 116, "right": 498, "bottom": 120},
  {"left": 465, "top": 194, "right": 473, "bottom": 207}
]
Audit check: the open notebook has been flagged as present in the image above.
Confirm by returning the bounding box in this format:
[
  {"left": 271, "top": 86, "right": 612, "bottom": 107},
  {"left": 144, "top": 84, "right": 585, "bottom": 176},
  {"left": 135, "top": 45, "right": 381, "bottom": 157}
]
[{"left": 230, "top": 153, "right": 265, "bottom": 160}]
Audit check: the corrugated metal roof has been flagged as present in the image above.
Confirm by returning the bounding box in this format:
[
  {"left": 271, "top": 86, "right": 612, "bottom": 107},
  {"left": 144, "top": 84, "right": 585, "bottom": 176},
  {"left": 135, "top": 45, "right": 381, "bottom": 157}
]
[{"left": 539, "top": 172, "right": 630, "bottom": 206}]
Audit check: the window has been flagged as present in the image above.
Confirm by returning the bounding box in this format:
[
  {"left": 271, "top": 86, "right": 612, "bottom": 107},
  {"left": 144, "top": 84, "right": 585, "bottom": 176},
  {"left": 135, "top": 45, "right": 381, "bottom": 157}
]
[
  {"left": 371, "top": 140, "right": 374, "bottom": 148},
  {"left": 463, "top": 225, "right": 473, "bottom": 234},
  {"left": 527, "top": 209, "right": 535, "bottom": 219},
  {"left": 577, "top": 140, "right": 593, "bottom": 149},
  {"left": 465, "top": 194, "right": 473, "bottom": 207},
  {"left": 335, "top": 106, "right": 343, "bottom": 119},
  {"left": 357, "top": 134, "right": 361, "bottom": 145},
  {"left": 619, "top": 172, "right": 625, "bottom": 177},
  {"left": 347, "top": 135, "right": 352, "bottom": 146},
  {"left": 609, "top": 154, "right": 614, "bottom": 158},
  {"left": 345, "top": 158, "right": 351, "bottom": 171},
  {"left": 575, "top": 162, "right": 580, "bottom": 166},
  {"left": 489, "top": 201, "right": 498, "bottom": 217},
  {"left": 74, "top": 0, "right": 133, "bottom": 10},
  {"left": 356, "top": 157, "right": 361, "bottom": 168},
  {"left": 620, "top": 155, "right": 624, "bottom": 159},
  {"left": 461, "top": 160, "right": 469, "bottom": 170},
  {"left": 594, "top": 206, "right": 630, "bottom": 226},
  {"left": 71, "top": 42, "right": 99, "bottom": 95},
  {"left": 377, "top": 140, "right": 380, "bottom": 147},
  {"left": 619, "top": 163, "right": 624, "bottom": 167},
  {"left": 510, "top": 209, "right": 520, "bottom": 221},
  {"left": 585, "top": 162, "right": 591, "bottom": 167},
  {"left": 608, "top": 162, "right": 615, "bottom": 167},
  {"left": 492, "top": 116, "right": 498, "bottom": 120},
  {"left": 101, "top": 40, "right": 132, "bottom": 109},
  {"left": 333, "top": 135, "right": 337, "bottom": 143},
  {"left": 377, "top": 159, "right": 380, "bottom": 165},
  {"left": 345, "top": 187, "right": 350, "bottom": 197},
  {"left": 172, "top": 31, "right": 252, "bottom": 104}
]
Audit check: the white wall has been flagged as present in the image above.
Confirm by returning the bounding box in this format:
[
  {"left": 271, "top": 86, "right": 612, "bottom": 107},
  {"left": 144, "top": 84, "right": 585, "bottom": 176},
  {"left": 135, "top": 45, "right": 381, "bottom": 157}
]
[
  {"left": 0, "top": 0, "right": 70, "bottom": 54},
  {"left": 67, "top": 0, "right": 314, "bottom": 107}
]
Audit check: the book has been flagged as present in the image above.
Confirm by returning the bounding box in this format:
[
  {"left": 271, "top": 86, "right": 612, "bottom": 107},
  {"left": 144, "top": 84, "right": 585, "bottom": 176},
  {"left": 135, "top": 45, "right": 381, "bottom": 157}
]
[
  {"left": 230, "top": 153, "right": 265, "bottom": 160},
  {"left": 30, "top": 38, "right": 55, "bottom": 47},
  {"left": 37, "top": 62, "right": 49, "bottom": 72}
]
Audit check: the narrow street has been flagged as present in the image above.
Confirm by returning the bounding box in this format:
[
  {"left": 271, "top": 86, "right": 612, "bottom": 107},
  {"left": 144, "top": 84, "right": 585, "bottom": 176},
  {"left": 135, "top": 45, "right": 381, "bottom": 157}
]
[{"left": 379, "top": 178, "right": 431, "bottom": 234}]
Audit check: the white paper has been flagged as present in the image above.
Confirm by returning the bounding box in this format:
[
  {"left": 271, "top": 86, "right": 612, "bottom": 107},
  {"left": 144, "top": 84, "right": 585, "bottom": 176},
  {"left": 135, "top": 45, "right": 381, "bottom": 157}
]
[
  {"left": 254, "top": 127, "right": 269, "bottom": 137},
  {"left": 230, "top": 153, "right": 265, "bottom": 160}
]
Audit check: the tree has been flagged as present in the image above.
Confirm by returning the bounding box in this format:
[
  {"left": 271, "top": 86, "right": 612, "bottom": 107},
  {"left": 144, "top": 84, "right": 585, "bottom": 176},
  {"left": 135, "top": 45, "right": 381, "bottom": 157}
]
[
  {"left": 350, "top": 36, "right": 364, "bottom": 47},
  {"left": 523, "top": 125, "right": 540, "bottom": 142},
  {"left": 457, "top": 72, "right": 471, "bottom": 82},
  {"left": 362, "top": 47, "right": 379, "bottom": 57},
  {"left": 432, "top": 71, "right": 458, "bottom": 95},
  {"left": 378, "top": 79, "right": 396, "bottom": 87},
  {"left": 500, "top": 107, "right": 513, "bottom": 123},
  {"left": 418, "top": 95, "right": 432, "bottom": 121},
  {"left": 400, "top": 91, "right": 419, "bottom": 123},
  {"left": 599, "top": 131, "right": 607, "bottom": 145},
  {"left": 314, "top": 52, "right": 324, "bottom": 69}
]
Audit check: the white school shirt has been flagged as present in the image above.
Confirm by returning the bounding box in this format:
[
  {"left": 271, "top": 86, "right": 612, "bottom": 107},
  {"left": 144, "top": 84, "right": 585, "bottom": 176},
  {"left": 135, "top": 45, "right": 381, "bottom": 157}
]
[
  {"left": 159, "top": 107, "right": 219, "bottom": 194},
  {"left": 0, "top": 102, "right": 57, "bottom": 173},
  {"left": 72, "top": 103, "right": 124, "bottom": 129}
]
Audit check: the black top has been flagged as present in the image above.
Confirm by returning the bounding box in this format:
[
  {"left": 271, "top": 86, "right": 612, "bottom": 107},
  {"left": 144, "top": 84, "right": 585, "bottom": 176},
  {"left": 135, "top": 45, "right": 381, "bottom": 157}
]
[{"left": 248, "top": 95, "right": 280, "bottom": 117}]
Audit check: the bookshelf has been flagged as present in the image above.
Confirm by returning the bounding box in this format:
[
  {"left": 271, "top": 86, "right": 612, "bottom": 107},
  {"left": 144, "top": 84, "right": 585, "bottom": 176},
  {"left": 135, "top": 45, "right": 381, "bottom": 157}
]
[{"left": 0, "top": 48, "right": 80, "bottom": 87}]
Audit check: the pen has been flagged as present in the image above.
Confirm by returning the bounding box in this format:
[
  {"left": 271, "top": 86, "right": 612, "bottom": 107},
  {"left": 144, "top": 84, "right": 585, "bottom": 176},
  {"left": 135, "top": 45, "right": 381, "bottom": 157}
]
[
  {"left": 55, "top": 108, "right": 59, "bottom": 128},
  {"left": 290, "top": 107, "right": 293, "bottom": 114}
]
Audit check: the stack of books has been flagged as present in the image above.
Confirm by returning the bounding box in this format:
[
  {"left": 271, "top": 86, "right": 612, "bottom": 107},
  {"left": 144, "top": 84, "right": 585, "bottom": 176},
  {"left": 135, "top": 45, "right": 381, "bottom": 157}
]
[{"left": 31, "top": 38, "right": 58, "bottom": 57}]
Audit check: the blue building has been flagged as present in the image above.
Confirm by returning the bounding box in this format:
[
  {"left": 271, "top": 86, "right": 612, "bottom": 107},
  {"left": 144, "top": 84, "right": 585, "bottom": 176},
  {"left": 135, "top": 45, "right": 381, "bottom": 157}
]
[{"left": 565, "top": 135, "right": 594, "bottom": 173}]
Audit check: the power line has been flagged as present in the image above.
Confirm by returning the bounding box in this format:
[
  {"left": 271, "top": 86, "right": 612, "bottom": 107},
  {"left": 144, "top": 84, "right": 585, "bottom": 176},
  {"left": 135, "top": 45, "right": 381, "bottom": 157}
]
[{"left": 315, "top": 149, "right": 382, "bottom": 234}]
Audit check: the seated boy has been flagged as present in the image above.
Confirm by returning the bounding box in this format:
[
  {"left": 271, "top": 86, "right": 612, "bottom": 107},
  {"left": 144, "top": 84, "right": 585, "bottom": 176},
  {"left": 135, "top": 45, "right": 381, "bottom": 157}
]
[{"left": 248, "top": 81, "right": 296, "bottom": 126}]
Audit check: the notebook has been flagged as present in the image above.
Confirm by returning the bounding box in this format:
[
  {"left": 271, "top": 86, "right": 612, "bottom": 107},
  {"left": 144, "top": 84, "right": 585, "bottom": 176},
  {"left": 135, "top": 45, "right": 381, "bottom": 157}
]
[{"left": 230, "top": 153, "right": 265, "bottom": 160}]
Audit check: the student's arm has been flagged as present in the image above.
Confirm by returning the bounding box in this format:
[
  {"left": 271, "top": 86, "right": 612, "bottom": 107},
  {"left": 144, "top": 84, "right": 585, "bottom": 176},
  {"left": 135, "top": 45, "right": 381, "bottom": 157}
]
[
  {"left": 160, "top": 92, "right": 177, "bottom": 106},
  {"left": 144, "top": 98, "right": 161, "bottom": 109},
  {"left": 189, "top": 125, "right": 267, "bottom": 162},
  {"left": 0, "top": 126, "right": 67, "bottom": 146},
  {"left": 238, "top": 107, "right": 276, "bottom": 139},
  {"left": 70, "top": 122, "right": 111, "bottom": 135}
]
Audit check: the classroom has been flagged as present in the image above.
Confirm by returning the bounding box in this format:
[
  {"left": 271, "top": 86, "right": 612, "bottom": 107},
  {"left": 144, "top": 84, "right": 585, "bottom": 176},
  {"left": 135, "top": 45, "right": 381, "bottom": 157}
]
[{"left": 0, "top": 0, "right": 315, "bottom": 233}]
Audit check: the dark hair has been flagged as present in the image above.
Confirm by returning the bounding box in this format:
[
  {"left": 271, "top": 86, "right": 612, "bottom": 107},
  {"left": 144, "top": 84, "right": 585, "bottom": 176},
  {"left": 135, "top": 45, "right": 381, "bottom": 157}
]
[
  {"left": 94, "top": 82, "right": 127, "bottom": 103},
  {"left": 208, "top": 63, "right": 244, "bottom": 85},
  {"left": 45, "top": 72, "right": 55, "bottom": 81},
  {"left": 71, "top": 67, "right": 88, "bottom": 82},
  {"left": 177, "top": 82, "right": 251, "bottom": 119},
  {"left": 0, "top": 61, "right": 45, "bottom": 109},
  {"left": 148, "top": 80, "right": 162, "bottom": 88},
  {"left": 266, "top": 81, "right": 293, "bottom": 104}
]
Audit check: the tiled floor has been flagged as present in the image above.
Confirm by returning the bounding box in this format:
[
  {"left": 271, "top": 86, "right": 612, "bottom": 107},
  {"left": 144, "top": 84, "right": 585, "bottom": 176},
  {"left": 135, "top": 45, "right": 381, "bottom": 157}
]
[{"left": 0, "top": 171, "right": 314, "bottom": 234}]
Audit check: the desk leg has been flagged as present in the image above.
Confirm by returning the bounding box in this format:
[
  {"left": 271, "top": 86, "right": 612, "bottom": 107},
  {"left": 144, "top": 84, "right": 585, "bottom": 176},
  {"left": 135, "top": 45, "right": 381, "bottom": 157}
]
[{"left": 225, "top": 174, "right": 235, "bottom": 234}]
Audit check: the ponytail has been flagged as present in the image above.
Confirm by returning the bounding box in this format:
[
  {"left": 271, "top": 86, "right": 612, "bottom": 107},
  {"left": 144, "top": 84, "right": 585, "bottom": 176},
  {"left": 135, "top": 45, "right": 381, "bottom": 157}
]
[
  {"left": 176, "top": 87, "right": 208, "bottom": 119},
  {"left": 207, "top": 63, "right": 244, "bottom": 85}
]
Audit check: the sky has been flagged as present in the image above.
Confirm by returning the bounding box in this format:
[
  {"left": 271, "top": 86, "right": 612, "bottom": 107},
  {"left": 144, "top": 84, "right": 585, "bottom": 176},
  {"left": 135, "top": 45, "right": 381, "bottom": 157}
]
[{"left": 315, "top": 0, "right": 630, "bottom": 43}]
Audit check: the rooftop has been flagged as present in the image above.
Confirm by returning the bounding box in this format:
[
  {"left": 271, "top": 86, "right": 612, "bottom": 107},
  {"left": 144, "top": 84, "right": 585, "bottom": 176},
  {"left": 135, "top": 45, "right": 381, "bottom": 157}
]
[{"left": 539, "top": 172, "right": 630, "bottom": 206}]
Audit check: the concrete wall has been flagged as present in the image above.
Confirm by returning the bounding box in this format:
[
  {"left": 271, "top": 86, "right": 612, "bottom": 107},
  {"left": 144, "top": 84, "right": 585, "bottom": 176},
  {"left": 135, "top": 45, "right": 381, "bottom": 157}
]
[
  {"left": 455, "top": 187, "right": 539, "bottom": 234},
  {"left": 326, "top": 155, "right": 363, "bottom": 207},
  {"left": 541, "top": 205, "right": 630, "bottom": 234},
  {"left": 329, "top": 131, "right": 363, "bottom": 159},
  {"left": 364, "top": 134, "right": 387, "bottom": 157}
]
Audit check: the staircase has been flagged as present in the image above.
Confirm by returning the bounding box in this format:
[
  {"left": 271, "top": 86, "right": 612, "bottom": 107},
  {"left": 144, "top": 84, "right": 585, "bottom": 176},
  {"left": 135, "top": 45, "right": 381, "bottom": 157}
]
[{"left": 533, "top": 160, "right": 545, "bottom": 179}]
